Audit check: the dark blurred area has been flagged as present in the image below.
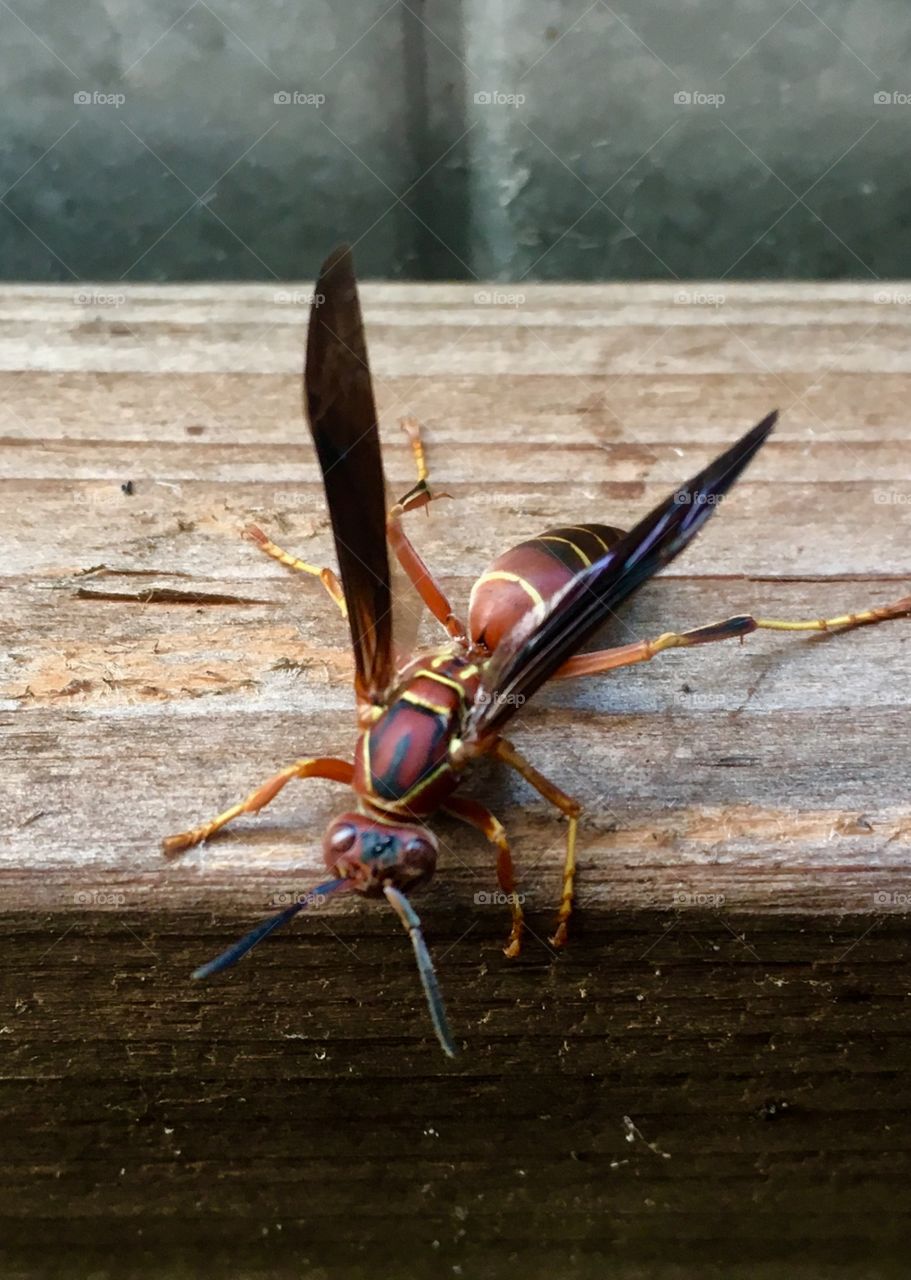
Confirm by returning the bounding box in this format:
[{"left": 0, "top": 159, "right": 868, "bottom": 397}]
[{"left": 1, "top": 2, "right": 908, "bottom": 281}]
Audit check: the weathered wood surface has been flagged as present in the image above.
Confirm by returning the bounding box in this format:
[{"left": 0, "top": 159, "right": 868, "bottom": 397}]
[{"left": 2, "top": 282, "right": 911, "bottom": 1278}]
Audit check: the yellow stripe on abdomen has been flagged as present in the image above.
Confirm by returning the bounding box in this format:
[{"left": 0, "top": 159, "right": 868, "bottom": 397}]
[
  {"left": 536, "top": 535, "right": 591, "bottom": 566},
  {"left": 469, "top": 570, "right": 545, "bottom": 612}
]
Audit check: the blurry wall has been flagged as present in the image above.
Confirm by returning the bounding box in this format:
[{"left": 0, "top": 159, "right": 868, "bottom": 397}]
[{"left": 1, "top": 0, "right": 908, "bottom": 281}]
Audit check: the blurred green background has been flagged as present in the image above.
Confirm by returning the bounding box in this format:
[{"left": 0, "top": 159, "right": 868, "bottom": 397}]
[{"left": 1, "top": 0, "right": 908, "bottom": 281}]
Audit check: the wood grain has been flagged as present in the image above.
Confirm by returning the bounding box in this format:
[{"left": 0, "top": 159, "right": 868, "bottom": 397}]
[{"left": 2, "top": 282, "right": 911, "bottom": 1278}]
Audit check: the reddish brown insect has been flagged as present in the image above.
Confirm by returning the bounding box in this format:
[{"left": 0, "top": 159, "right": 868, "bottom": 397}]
[{"left": 164, "top": 246, "right": 911, "bottom": 1055}]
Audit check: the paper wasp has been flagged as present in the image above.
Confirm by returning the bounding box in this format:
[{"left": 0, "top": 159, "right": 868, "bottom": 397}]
[{"left": 164, "top": 246, "right": 911, "bottom": 1055}]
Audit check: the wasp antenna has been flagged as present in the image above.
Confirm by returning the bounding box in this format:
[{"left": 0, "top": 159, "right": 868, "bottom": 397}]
[
  {"left": 192, "top": 877, "right": 349, "bottom": 981},
  {"left": 384, "top": 884, "right": 457, "bottom": 1058}
]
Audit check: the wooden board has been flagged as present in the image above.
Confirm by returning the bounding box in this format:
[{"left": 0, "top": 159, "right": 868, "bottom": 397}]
[{"left": 2, "top": 282, "right": 911, "bottom": 1278}]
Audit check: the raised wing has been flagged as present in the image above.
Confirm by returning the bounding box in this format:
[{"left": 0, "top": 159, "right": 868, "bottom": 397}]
[
  {"left": 305, "top": 245, "right": 393, "bottom": 701},
  {"left": 468, "top": 411, "right": 777, "bottom": 740}
]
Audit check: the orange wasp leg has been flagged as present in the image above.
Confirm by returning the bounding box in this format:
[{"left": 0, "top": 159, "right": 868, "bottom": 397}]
[
  {"left": 386, "top": 416, "right": 467, "bottom": 644},
  {"left": 245, "top": 524, "right": 347, "bottom": 618},
  {"left": 553, "top": 591, "right": 911, "bottom": 682},
  {"left": 162, "top": 757, "right": 354, "bottom": 856},
  {"left": 492, "top": 738, "right": 582, "bottom": 951},
  {"left": 400, "top": 412, "right": 431, "bottom": 487},
  {"left": 443, "top": 795, "right": 524, "bottom": 959}
]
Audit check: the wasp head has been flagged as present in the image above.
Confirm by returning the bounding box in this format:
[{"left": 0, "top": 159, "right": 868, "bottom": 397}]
[{"left": 322, "top": 812, "right": 438, "bottom": 896}]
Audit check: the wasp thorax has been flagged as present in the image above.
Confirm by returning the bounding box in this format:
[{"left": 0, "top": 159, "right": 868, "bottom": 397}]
[{"left": 322, "top": 812, "right": 438, "bottom": 896}]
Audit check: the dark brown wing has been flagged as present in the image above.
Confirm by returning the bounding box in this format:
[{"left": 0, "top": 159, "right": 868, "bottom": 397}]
[
  {"left": 305, "top": 245, "right": 393, "bottom": 700},
  {"left": 467, "top": 411, "right": 777, "bottom": 741}
]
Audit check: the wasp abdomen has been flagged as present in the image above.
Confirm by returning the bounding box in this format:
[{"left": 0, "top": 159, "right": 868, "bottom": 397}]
[{"left": 468, "top": 523, "right": 626, "bottom": 652}]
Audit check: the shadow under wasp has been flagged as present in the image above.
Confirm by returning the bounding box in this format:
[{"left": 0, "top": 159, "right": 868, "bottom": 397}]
[{"left": 164, "top": 246, "right": 911, "bottom": 1055}]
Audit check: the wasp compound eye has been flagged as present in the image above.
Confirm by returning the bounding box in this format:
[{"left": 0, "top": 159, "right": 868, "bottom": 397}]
[
  {"left": 402, "top": 835, "right": 436, "bottom": 872},
  {"left": 328, "top": 822, "right": 357, "bottom": 855}
]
